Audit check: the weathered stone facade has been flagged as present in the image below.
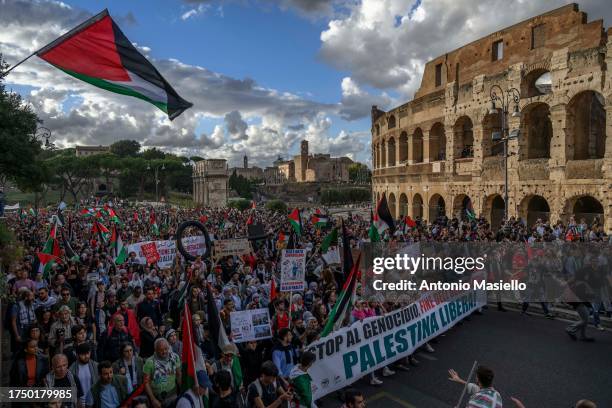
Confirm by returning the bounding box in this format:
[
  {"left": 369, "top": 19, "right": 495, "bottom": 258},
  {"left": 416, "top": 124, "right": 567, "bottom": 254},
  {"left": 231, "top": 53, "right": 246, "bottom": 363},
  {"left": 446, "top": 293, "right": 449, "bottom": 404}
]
[
  {"left": 280, "top": 140, "right": 353, "bottom": 183},
  {"left": 192, "top": 159, "right": 229, "bottom": 207},
  {"left": 372, "top": 4, "right": 612, "bottom": 232}
]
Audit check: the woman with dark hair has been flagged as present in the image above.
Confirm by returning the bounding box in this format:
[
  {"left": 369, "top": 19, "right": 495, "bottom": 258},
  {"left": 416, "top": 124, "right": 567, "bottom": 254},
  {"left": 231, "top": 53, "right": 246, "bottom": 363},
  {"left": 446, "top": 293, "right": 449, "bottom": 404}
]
[
  {"left": 64, "top": 324, "right": 97, "bottom": 366},
  {"left": 27, "top": 323, "right": 46, "bottom": 354},
  {"left": 74, "top": 301, "right": 97, "bottom": 342},
  {"left": 138, "top": 317, "right": 159, "bottom": 359},
  {"left": 9, "top": 338, "right": 49, "bottom": 387},
  {"left": 112, "top": 342, "right": 145, "bottom": 390}
]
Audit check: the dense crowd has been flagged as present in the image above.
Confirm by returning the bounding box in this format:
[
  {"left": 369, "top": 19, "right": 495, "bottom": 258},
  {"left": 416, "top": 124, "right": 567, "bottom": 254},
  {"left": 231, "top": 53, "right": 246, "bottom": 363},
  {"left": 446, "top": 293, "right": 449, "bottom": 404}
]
[{"left": 1, "top": 198, "right": 609, "bottom": 408}]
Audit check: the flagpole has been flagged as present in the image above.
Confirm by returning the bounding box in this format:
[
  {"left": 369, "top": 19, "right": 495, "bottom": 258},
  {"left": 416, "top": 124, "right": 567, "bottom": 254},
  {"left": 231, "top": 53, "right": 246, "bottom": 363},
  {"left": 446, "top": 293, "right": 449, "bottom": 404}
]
[{"left": 2, "top": 9, "right": 110, "bottom": 78}]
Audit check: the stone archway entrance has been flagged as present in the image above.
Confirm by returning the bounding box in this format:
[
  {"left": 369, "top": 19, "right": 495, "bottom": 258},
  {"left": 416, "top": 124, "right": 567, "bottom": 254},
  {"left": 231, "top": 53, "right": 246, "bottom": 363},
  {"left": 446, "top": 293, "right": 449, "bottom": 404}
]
[
  {"left": 484, "top": 194, "right": 505, "bottom": 230},
  {"left": 428, "top": 194, "right": 446, "bottom": 223},
  {"left": 412, "top": 194, "right": 424, "bottom": 219},
  {"left": 520, "top": 195, "right": 550, "bottom": 227},
  {"left": 565, "top": 195, "right": 604, "bottom": 226}
]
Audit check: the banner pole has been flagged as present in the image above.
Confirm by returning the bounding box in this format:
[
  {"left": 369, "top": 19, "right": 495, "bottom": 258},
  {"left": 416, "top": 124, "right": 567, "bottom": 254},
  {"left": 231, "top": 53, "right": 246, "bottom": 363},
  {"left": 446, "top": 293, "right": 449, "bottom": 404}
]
[
  {"left": 455, "top": 360, "right": 478, "bottom": 408},
  {"left": 287, "top": 291, "right": 293, "bottom": 329}
]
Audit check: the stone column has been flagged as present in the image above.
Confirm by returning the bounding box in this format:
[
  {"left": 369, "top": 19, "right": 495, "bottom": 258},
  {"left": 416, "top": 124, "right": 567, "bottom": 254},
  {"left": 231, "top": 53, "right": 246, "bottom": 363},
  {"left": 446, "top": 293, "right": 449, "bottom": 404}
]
[
  {"left": 407, "top": 134, "right": 415, "bottom": 164},
  {"left": 472, "top": 123, "right": 484, "bottom": 178},
  {"left": 422, "top": 130, "right": 431, "bottom": 163},
  {"left": 549, "top": 103, "right": 568, "bottom": 181}
]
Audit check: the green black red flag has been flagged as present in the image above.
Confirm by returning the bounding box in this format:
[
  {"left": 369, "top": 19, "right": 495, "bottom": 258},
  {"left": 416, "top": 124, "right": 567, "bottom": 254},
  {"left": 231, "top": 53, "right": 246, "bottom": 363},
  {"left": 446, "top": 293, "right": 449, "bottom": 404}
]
[{"left": 36, "top": 9, "right": 192, "bottom": 120}]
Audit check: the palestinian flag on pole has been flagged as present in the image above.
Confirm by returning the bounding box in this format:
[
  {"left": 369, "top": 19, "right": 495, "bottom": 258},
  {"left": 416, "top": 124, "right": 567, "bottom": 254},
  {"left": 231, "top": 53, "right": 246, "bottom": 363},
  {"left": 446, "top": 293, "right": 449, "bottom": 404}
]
[
  {"left": 311, "top": 212, "right": 329, "bottom": 228},
  {"left": 205, "top": 283, "right": 231, "bottom": 352},
  {"left": 376, "top": 193, "right": 395, "bottom": 235},
  {"left": 105, "top": 205, "right": 121, "bottom": 224},
  {"left": 79, "top": 208, "right": 95, "bottom": 217},
  {"left": 111, "top": 227, "right": 127, "bottom": 265},
  {"left": 36, "top": 9, "right": 192, "bottom": 120},
  {"left": 321, "top": 228, "right": 340, "bottom": 264},
  {"left": 149, "top": 211, "right": 160, "bottom": 236},
  {"left": 92, "top": 221, "right": 110, "bottom": 243},
  {"left": 38, "top": 219, "right": 62, "bottom": 278},
  {"left": 61, "top": 231, "right": 80, "bottom": 263},
  {"left": 288, "top": 208, "right": 302, "bottom": 236},
  {"left": 321, "top": 253, "right": 361, "bottom": 337},
  {"left": 290, "top": 366, "right": 314, "bottom": 408},
  {"left": 465, "top": 199, "right": 476, "bottom": 221},
  {"left": 368, "top": 210, "right": 381, "bottom": 242},
  {"left": 119, "top": 383, "right": 146, "bottom": 408},
  {"left": 181, "top": 303, "right": 207, "bottom": 392},
  {"left": 29, "top": 207, "right": 37, "bottom": 217}
]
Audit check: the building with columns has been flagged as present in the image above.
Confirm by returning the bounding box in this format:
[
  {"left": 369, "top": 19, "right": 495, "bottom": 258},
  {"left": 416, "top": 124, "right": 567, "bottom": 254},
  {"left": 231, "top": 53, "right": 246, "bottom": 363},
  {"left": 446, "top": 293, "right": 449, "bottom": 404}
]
[
  {"left": 192, "top": 159, "right": 229, "bottom": 207},
  {"left": 372, "top": 4, "right": 612, "bottom": 232}
]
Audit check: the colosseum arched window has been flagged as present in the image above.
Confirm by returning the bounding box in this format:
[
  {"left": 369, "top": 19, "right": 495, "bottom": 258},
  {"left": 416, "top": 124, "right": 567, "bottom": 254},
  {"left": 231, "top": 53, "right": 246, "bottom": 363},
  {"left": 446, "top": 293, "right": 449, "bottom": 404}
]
[
  {"left": 399, "top": 132, "right": 408, "bottom": 163},
  {"left": 567, "top": 91, "right": 606, "bottom": 160},
  {"left": 453, "top": 116, "right": 473, "bottom": 158},
  {"left": 387, "top": 137, "right": 396, "bottom": 166},
  {"left": 388, "top": 115, "right": 396, "bottom": 129},
  {"left": 482, "top": 112, "right": 502, "bottom": 157},
  {"left": 412, "top": 128, "right": 424, "bottom": 163},
  {"left": 521, "top": 102, "right": 552, "bottom": 159},
  {"left": 429, "top": 122, "right": 446, "bottom": 161}
]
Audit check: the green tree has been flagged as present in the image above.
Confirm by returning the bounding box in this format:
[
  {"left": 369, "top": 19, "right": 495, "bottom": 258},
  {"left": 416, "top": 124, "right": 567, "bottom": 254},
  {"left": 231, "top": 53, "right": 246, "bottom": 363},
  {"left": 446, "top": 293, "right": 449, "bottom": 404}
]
[
  {"left": 110, "top": 139, "right": 141, "bottom": 157},
  {"left": 348, "top": 162, "right": 372, "bottom": 184},
  {"left": 229, "top": 170, "right": 254, "bottom": 199},
  {"left": 0, "top": 54, "right": 44, "bottom": 190},
  {"left": 190, "top": 156, "right": 205, "bottom": 162},
  {"left": 142, "top": 147, "right": 166, "bottom": 160},
  {"left": 265, "top": 199, "right": 287, "bottom": 213},
  {"left": 228, "top": 198, "right": 251, "bottom": 211},
  {"left": 46, "top": 152, "right": 97, "bottom": 202}
]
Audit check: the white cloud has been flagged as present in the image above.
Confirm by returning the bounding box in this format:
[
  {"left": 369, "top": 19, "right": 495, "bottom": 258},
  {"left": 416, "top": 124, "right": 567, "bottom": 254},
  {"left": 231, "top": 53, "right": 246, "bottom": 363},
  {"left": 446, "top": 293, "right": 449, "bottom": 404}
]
[
  {"left": 319, "top": 0, "right": 612, "bottom": 98},
  {"left": 181, "top": 4, "right": 210, "bottom": 20}
]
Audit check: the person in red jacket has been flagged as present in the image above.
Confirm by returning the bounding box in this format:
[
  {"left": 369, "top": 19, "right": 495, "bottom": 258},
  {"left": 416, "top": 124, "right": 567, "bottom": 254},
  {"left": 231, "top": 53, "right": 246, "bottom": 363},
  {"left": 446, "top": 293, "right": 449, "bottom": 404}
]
[{"left": 108, "top": 299, "right": 140, "bottom": 347}]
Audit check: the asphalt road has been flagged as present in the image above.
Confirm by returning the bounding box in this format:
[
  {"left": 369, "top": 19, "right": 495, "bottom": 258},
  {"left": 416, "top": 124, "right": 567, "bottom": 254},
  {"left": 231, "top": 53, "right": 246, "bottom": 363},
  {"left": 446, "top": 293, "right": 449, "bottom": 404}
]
[{"left": 320, "top": 309, "right": 612, "bottom": 408}]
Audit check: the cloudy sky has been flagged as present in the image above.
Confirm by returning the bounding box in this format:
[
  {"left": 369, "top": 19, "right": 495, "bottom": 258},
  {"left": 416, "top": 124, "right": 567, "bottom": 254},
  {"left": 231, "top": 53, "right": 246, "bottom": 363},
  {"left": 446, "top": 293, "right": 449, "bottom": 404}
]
[{"left": 1, "top": 0, "right": 611, "bottom": 167}]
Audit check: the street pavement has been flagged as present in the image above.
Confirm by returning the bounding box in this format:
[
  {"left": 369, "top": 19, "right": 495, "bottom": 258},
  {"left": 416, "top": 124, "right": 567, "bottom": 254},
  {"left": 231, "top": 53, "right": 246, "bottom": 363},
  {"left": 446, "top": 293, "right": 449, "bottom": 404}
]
[{"left": 320, "top": 308, "right": 612, "bottom": 408}]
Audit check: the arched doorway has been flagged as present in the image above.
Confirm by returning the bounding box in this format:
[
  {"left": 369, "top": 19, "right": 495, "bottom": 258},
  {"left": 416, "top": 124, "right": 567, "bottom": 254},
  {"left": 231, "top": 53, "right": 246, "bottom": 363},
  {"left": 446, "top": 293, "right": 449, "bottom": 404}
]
[
  {"left": 413, "top": 128, "right": 424, "bottom": 163},
  {"left": 429, "top": 122, "right": 446, "bottom": 161},
  {"left": 567, "top": 91, "right": 606, "bottom": 160},
  {"left": 482, "top": 112, "right": 502, "bottom": 157},
  {"left": 399, "top": 132, "right": 408, "bottom": 163},
  {"left": 520, "top": 195, "right": 550, "bottom": 227},
  {"left": 428, "top": 194, "right": 446, "bottom": 222},
  {"left": 388, "top": 193, "right": 397, "bottom": 218},
  {"left": 453, "top": 194, "right": 472, "bottom": 220},
  {"left": 454, "top": 116, "right": 473, "bottom": 158},
  {"left": 412, "top": 194, "right": 423, "bottom": 219},
  {"left": 399, "top": 193, "right": 408, "bottom": 217},
  {"left": 387, "top": 138, "right": 396, "bottom": 167},
  {"left": 485, "top": 194, "right": 505, "bottom": 230},
  {"left": 521, "top": 103, "right": 552, "bottom": 159},
  {"left": 567, "top": 195, "right": 604, "bottom": 226}
]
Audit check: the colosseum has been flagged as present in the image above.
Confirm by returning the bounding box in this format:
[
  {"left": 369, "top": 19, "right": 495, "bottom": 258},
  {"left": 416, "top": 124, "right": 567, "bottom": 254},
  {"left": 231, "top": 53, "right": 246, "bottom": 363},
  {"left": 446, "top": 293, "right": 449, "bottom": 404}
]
[{"left": 371, "top": 3, "right": 612, "bottom": 232}]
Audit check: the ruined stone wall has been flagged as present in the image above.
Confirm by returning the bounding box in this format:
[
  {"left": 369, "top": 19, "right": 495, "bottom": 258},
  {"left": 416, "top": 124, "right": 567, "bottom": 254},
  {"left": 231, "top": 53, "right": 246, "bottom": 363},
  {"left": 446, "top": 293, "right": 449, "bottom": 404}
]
[{"left": 372, "top": 4, "right": 612, "bottom": 232}]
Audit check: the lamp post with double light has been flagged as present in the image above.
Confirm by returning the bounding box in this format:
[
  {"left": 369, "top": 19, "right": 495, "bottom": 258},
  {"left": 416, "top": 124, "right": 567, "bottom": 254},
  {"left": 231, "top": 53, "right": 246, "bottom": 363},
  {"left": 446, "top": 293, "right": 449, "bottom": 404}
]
[{"left": 489, "top": 85, "right": 521, "bottom": 222}]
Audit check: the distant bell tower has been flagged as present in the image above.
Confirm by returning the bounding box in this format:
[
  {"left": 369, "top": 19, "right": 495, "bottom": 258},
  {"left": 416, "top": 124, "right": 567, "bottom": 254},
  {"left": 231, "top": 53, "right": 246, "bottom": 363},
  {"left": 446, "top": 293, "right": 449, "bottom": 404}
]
[
  {"left": 300, "top": 140, "right": 309, "bottom": 181},
  {"left": 243, "top": 154, "right": 248, "bottom": 169}
]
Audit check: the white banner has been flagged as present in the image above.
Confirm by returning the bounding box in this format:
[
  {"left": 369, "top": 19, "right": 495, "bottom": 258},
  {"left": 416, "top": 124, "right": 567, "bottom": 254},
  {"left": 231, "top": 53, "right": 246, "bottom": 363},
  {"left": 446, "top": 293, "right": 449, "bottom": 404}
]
[
  {"left": 307, "top": 290, "right": 486, "bottom": 399},
  {"left": 4, "top": 203, "right": 20, "bottom": 211},
  {"left": 230, "top": 308, "right": 272, "bottom": 343},
  {"left": 322, "top": 247, "right": 340, "bottom": 264},
  {"left": 127, "top": 236, "right": 207, "bottom": 268},
  {"left": 280, "top": 249, "right": 306, "bottom": 292},
  {"left": 213, "top": 239, "right": 252, "bottom": 259}
]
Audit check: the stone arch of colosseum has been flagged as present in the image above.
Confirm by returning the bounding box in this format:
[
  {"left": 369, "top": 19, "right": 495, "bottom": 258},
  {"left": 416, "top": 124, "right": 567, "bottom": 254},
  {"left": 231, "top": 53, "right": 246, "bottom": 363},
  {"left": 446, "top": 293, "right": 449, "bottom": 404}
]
[
  {"left": 380, "top": 140, "right": 386, "bottom": 168},
  {"left": 399, "top": 131, "right": 408, "bottom": 163},
  {"left": 481, "top": 111, "right": 502, "bottom": 158},
  {"left": 412, "top": 128, "right": 424, "bottom": 163},
  {"left": 452, "top": 194, "right": 472, "bottom": 220},
  {"left": 428, "top": 193, "right": 446, "bottom": 222},
  {"left": 453, "top": 116, "right": 474, "bottom": 159},
  {"left": 562, "top": 194, "right": 605, "bottom": 226},
  {"left": 387, "top": 136, "right": 396, "bottom": 167},
  {"left": 566, "top": 90, "right": 606, "bottom": 160},
  {"left": 429, "top": 122, "right": 446, "bottom": 162},
  {"left": 388, "top": 192, "right": 397, "bottom": 217},
  {"left": 398, "top": 193, "right": 409, "bottom": 217},
  {"left": 520, "top": 102, "right": 552, "bottom": 159},
  {"left": 482, "top": 194, "right": 505, "bottom": 230},
  {"left": 518, "top": 194, "right": 551, "bottom": 227},
  {"left": 521, "top": 64, "right": 551, "bottom": 98},
  {"left": 388, "top": 115, "right": 396, "bottom": 129},
  {"left": 412, "top": 193, "right": 424, "bottom": 219}
]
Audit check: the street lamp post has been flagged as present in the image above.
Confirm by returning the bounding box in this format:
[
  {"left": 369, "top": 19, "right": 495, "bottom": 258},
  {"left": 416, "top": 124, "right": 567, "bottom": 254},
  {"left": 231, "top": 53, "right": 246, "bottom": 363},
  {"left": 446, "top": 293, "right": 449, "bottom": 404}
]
[
  {"left": 489, "top": 85, "right": 521, "bottom": 222},
  {"left": 147, "top": 162, "right": 166, "bottom": 203},
  {"left": 35, "top": 126, "right": 53, "bottom": 149}
]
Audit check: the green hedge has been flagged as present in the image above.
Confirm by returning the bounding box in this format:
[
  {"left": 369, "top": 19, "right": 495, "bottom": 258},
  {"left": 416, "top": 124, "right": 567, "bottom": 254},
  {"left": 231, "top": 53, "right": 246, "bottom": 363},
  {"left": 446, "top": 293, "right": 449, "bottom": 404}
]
[
  {"left": 228, "top": 198, "right": 252, "bottom": 211},
  {"left": 321, "top": 188, "right": 370, "bottom": 205},
  {"left": 265, "top": 199, "right": 287, "bottom": 213}
]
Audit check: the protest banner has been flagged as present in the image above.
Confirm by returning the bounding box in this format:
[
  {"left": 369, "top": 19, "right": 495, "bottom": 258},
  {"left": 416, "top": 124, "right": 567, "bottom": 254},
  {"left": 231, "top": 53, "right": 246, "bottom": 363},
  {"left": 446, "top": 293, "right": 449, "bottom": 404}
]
[
  {"left": 127, "top": 236, "right": 206, "bottom": 268},
  {"left": 213, "top": 238, "right": 252, "bottom": 259},
  {"left": 280, "top": 249, "right": 306, "bottom": 292},
  {"left": 230, "top": 308, "right": 272, "bottom": 343},
  {"left": 306, "top": 290, "right": 486, "bottom": 399},
  {"left": 140, "top": 242, "right": 160, "bottom": 264}
]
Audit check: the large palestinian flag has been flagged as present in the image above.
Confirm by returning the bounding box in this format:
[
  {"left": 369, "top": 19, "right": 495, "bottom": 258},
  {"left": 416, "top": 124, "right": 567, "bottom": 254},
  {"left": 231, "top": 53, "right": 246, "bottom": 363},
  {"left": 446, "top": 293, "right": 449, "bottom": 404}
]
[
  {"left": 321, "top": 253, "right": 361, "bottom": 337},
  {"left": 36, "top": 9, "right": 192, "bottom": 120}
]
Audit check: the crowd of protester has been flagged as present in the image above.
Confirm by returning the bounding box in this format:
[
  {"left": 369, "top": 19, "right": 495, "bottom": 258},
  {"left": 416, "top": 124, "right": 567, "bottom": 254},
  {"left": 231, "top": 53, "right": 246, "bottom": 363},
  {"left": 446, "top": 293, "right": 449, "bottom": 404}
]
[{"left": 1, "top": 198, "right": 609, "bottom": 408}]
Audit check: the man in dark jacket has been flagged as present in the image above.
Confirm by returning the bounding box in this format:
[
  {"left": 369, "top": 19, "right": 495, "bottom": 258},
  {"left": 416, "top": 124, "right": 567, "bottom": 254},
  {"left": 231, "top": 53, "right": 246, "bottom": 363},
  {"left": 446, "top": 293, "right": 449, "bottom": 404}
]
[
  {"left": 86, "top": 360, "right": 130, "bottom": 408},
  {"left": 137, "top": 288, "right": 163, "bottom": 327},
  {"left": 100, "top": 314, "right": 134, "bottom": 362},
  {"left": 10, "top": 338, "right": 49, "bottom": 386}
]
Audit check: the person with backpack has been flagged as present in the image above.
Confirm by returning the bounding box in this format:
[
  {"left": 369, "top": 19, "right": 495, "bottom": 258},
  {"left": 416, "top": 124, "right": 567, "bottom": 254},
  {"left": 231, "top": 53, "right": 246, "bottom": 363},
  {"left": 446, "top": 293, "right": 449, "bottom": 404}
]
[
  {"left": 246, "top": 361, "right": 293, "bottom": 408},
  {"left": 271, "top": 328, "right": 299, "bottom": 379},
  {"left": 176, "top": 369, "right": 211, "bottom": 408},
  {"left": 211, "top": 370, "right": 240, "bottom": 408}
]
